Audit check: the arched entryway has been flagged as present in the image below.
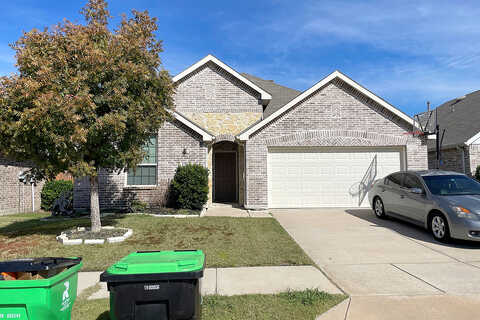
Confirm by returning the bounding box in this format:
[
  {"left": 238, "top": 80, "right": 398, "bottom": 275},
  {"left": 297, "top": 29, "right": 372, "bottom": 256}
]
[{"left": 213, "top": 141, "right": 238, "bottom": 203}]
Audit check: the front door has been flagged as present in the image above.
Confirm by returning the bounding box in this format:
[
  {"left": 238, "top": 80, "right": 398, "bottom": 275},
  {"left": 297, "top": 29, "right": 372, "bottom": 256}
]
[{"left": 214, "top": 152, "right": 236, "bottom": 202}]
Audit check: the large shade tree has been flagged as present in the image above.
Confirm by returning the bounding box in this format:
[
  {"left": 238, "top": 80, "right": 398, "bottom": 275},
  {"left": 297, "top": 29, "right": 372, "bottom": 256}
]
[{"left": 0, "top": 0, "right": 174, "bottom": 231}]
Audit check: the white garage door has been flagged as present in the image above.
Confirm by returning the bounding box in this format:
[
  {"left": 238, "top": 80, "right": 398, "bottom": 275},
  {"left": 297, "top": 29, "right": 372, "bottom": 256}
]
[{"left": 268, "top": 147, "right": 403, "bottom": 208}]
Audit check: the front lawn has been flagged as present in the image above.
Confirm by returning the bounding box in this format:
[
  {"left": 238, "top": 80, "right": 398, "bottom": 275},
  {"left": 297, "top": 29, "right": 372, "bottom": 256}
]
[
  {"left": 72, "top": 290, "right": 347, "bottom": 320},
  {"left": 0, "top": 212, "right": 313, "bottom": 271}
]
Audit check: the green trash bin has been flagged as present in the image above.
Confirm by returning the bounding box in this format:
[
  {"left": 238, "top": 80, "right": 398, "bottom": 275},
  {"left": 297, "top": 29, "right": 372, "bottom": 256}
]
[
  {"left": 0, "top": 257, "right": 82, "bottom": 320},
  {"left": 101, "top": 250, "right": 205, "bottom": 320}
]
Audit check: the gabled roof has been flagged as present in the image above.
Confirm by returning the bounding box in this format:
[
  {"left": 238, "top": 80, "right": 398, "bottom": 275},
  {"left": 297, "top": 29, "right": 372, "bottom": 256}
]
[
  {"left": 237, "top": 70, "right": 415, "bottom": 140},
  {"left": 431, "top": 90, "right": 480, "bottom": 148},
  {"left": 241, "top": 73, "right": 301, "bottom": 117},
  {"left": 172, "top": 54, "right": 272, "bottom": 101},
  {"left": 172, "top": 111, "right": 214, "bottom": 142}
]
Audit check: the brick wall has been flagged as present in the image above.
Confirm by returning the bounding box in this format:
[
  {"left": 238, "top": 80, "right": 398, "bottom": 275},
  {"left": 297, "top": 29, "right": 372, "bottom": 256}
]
[
  {"left": 73, "top": 120, "right": 208, "bottom": 211},
  {"left": 427, "top": 146, "right": 480, "bottom": 176},
  {"left": 469, "top": 145, "right": 480, "bottom": 176},
  {"left": 428, "top": 148, "right": 465, "bottom": 173},
  {"left": 245, "top": 79, "right": 428, "bottom": 209},
  {"left": 0, "top": 157, "right": 44, "bottom": 215},
  {"left": 174, "top": 62, "right": 263, "bottom": 134}
]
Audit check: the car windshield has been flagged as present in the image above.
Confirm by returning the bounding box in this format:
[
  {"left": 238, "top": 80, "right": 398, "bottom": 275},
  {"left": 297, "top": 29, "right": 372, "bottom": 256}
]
[{"left": 422, "top": 175, "right": 480, "bottom": 196}]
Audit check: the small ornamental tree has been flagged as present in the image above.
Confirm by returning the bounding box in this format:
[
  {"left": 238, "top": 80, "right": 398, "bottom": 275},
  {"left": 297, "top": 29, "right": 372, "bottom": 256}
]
[{"left": 0, "top": 0, "right": 174, "bottom": 231}]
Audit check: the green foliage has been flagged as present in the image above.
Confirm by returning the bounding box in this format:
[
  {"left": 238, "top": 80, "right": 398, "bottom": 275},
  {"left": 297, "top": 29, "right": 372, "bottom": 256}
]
[
  {"left": 171, "top": 164, "right": 209, "bottom": 210},
  {"left": 280, "top": 289, "right": 331, "bottom": 306},
  {"left": 475, "top": 166, "right": 480, "bottom": 181},
  {"left": 41, "top": 180, "right": 73, "bottom": 211},
  {"left": 0, "top": 0, "right": 175, "bottom": 180},
  {"left": 129, "top": 200, "right": 148, "bottom": 213}
]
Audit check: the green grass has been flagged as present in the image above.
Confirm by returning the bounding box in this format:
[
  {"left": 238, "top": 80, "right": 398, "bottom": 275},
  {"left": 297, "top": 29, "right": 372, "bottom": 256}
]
[
  {"left": 0, "top": 212, "right": 313, "bottom": 271},
  {"left": 72, "top": 289, "right": 347, "bottom": 320}
]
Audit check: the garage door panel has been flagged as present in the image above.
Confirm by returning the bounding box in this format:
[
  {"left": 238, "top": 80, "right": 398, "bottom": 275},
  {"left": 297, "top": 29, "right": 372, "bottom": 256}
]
[{"left": 268, "top": 148, "right": 402, "bottom": 208}]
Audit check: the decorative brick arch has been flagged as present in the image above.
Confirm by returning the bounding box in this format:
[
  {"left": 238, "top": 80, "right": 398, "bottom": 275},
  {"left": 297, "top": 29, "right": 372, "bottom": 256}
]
[
  {"left": 265, "top": 130, "right": 408, "bottom": 147},
  {"left": 215, "top": 133, "right": 236, "bottom": 143}
]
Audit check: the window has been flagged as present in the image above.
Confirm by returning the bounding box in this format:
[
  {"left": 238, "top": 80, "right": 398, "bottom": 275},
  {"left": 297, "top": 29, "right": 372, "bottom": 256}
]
[
  {"left": 423, "top": 175, "right": 480, "bottom": 196},
  {"left": 127, "top": 136, "right": 157, "bottom": 186},
  {"left": 404, "top": 174, "right": 423, "bottom": 190},
  {"left": 385, "top": 173, "right": 403, "bottom": 188}
]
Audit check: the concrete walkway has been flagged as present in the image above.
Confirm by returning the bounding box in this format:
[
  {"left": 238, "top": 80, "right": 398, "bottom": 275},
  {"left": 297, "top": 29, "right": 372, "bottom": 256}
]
[
  {"left": 204, "top": 203, "right": 271, "bottom": 218},
  {"left": 78, "top": 265, "right": 342, "bottom": 300},
  {"left": 273, "top": 209, "right": 480, "bottom": 320}
]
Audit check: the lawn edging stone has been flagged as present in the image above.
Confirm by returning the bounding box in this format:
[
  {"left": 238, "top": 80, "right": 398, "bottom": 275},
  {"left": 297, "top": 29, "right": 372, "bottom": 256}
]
[{"left": 57, "top": 227, "right": 133, "bottom": 245}]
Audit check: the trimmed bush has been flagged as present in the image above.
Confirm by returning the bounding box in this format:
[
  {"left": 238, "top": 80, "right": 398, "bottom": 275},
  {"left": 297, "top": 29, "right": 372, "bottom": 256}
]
[
  {"left": 476, "top": 165, "right": 480, "bottom": 181},
  {"left": 41, "top": 180, "right": 73, "bottom": 211},
  {"left": 171, "top": 164, "right": 209, "bottom": 210}
]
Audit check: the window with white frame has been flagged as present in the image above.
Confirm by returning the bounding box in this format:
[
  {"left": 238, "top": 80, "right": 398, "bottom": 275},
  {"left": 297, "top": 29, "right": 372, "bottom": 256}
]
[{"left": 127, "top": 136, "right": 157, "bottom": 186}]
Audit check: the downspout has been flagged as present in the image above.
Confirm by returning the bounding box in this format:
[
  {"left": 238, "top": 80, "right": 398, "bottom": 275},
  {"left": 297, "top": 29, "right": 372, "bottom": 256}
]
[
  {"left": 31, "top": 179, "right": 35, "bottom": 212},
  {"left": 458, "top": 145, "right": 466, "bottom": 174}
]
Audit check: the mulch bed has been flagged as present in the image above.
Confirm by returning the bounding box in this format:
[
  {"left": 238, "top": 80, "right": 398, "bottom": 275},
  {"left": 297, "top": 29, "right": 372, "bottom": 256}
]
[{"left": 65, "top": 229, "right": 127, "bottom": 240}]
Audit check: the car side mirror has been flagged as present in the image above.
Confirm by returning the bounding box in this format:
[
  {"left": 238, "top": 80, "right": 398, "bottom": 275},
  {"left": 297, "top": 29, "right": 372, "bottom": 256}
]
[{"left": 409, "top": 188, "right": 424, "bottom": 195}]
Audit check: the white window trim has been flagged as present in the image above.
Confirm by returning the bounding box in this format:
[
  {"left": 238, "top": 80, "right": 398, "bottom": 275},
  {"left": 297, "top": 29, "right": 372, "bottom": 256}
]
[
  {"left": 125, "top": 137, "right": 158, "bottom": 188},
  {"left": 466, "top": 131, "right": 480, "bottom": 145}
]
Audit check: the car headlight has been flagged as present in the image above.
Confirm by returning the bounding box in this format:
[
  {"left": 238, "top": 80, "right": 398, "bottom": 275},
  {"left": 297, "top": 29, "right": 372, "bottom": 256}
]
[{"left": 452, "top": 206, "right": 477, "bottom": 219}]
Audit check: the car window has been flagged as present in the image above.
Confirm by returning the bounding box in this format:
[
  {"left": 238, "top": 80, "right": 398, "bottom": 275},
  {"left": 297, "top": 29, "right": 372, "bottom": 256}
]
[
  {"left": 386, "top": 173, "right": 403, "bottom": 188},
  {"left": 423, "top": 175, "right": 480, "bottom": 196},
  {"left": 404, "top": 174, "right": 423, "bottom": 190}
]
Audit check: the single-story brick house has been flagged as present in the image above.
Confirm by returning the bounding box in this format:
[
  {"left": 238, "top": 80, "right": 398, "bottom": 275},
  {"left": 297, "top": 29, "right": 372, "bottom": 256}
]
[
  {"left": 74, "top": 55, "right": 428, "bottom": 210},
  {"left": 428, "top": 90, "right": 480, "bottom": 175},
  {"left": 0, "top": 156, "right": 44, "bottom": 214}
]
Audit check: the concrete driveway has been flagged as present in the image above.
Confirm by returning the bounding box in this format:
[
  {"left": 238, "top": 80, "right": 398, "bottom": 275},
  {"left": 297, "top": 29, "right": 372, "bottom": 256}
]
[{"left": 273, "top": 208, "right": 480, "bottom": 319}]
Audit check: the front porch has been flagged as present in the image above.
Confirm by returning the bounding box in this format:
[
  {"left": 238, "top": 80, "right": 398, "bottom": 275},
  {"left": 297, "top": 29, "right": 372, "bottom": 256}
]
[{"left": 207, "top": 139, "right": 245, "bottom": 207}]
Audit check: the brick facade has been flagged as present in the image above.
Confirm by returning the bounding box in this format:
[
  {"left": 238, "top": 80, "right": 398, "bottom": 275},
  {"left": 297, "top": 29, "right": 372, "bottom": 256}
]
[
  {"left": 0, "top": 157, "right": 44, "bottom": 215},
  {"left": 73, "top": 58, "right": 429, "bottom": 211},
  {"left": 73, "top": 120, "right": 208, "bottom": 210},
  {"left": 244, "top": 80, "right": 428, "bottom": 209},
  {"left": 174, "top": 62, "right": 263, "bottom": 136},
  {"left": 428, "top": 144, "right": 480, "bottom": 176}
]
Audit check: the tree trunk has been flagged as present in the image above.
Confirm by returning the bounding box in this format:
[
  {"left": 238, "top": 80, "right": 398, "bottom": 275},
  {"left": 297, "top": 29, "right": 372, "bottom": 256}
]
[{"left": 89, "top": 175, "right": 102, "bottom": 232}]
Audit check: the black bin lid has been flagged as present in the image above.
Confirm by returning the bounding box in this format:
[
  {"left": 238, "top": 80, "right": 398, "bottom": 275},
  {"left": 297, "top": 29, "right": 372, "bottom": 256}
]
[{"left": 0, "top": 257, "right": 82, "bottom": 272}]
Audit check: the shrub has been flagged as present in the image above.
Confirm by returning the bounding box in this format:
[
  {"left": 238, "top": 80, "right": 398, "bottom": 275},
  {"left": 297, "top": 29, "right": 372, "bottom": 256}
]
[
  {"left": 475, "top": 165, "right": 480, "bottom": 181},
  {"left": 171, "top": 164, "right": 209, "bottom": 210},
  {"left": 129, "top": 200, "right": 149, "bottom": 213},
  {"left": 41, "top": 180, "right": 73, "bottom": 211}
]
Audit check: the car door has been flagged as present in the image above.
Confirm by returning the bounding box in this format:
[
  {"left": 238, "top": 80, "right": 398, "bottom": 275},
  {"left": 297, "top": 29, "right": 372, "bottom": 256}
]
[
  {"left": 381, "top": 173, "right": 404, "bottom": 215},
  {"left": 399, "top": 173, "right": 429, "bottom": 222}
]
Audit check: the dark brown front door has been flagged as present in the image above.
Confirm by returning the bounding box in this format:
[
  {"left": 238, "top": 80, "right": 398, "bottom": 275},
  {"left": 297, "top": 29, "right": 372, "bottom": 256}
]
[{"left": 214, "top": 152, "right": 236, "bottom": 202}]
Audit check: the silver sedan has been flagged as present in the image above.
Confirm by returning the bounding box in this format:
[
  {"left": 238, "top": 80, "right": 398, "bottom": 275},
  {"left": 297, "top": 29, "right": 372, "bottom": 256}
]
[{"left": 368, "top": 170, "right": 480, "bottom": 242}]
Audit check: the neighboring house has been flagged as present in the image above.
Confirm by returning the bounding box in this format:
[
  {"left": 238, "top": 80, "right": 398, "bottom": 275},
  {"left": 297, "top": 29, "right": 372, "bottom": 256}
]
[
  {"left": 74, "top": 54, "right": 428, "bottom": 210},
  {"left": 427, "top": 90, "right": 480, "bottom": 175},
  {"left": 0, "top": 156, "right": 44, "bottom": 214}
]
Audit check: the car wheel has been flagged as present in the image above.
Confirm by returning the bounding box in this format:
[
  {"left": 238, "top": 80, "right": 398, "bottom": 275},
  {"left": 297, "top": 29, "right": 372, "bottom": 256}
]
[
  {"left": 430, "top": 213, "right": 450, "bottom": 243},
  {"left": 373, "top": 197, "right": 386, "bottom": 219}
]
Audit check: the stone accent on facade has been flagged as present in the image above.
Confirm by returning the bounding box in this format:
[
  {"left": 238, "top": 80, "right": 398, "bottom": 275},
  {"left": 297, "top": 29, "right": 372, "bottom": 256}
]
[
  {"left": 184, "top": 112, "right": 262, "bottom": 135},
  {"left": 0, "top": 157, "right": 44, "bottom": 215},
  {"left": 244, "top": 81, "right": 428, "bottom": 209},
  {"left": 73, "top": 119, "right": 208, "bottom": 211}
]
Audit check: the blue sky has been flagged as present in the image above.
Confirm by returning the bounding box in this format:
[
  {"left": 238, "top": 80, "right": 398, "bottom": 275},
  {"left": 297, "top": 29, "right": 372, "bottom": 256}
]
[{"left": 1, "top": 1, "right": 479, "bottom": 115}]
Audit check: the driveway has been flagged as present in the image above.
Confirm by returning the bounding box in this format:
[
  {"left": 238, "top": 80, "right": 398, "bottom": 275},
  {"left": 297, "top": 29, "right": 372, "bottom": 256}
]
[{"left": 273, "top": 208, "right": 480, "bottom": 319}]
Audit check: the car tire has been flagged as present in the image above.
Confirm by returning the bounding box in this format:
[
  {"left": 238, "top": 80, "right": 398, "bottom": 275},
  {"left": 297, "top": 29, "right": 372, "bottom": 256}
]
[
  {"left": 373, "top": 197, "right": 386, "bottom": 219},
  {"left": 430, "top": 212, "right": 450, "bottom": 243}
]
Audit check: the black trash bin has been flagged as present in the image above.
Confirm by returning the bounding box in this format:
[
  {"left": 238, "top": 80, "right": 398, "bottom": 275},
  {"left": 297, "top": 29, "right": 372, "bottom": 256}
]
[{"left": 100, "top": 250, "right": 205, "bottom": 320}]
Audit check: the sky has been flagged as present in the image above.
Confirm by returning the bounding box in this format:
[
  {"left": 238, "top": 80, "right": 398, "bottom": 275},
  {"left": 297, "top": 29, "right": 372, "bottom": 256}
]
[{"left": 1, "top": 0, "right": 479, "bottom": 116}]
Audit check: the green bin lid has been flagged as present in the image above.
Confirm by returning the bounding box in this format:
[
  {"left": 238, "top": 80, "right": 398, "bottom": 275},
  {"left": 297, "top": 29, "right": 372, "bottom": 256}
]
[{"left": 106, "top": 250, "right": 204, "bottom": 276}]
